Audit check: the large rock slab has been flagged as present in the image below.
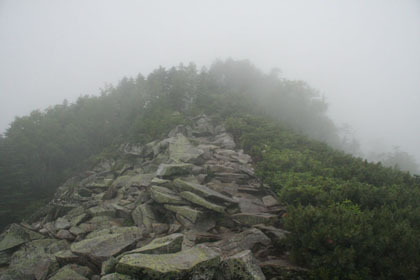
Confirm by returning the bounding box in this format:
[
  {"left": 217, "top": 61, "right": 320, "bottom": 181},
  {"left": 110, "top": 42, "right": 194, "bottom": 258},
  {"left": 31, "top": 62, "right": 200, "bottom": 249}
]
[
  {"left": 156, "top": 163, "right": 193, "bottom": 178},
  {"left": 125, "top": 233, "right": 183, "bottom": 254},
  {"left": 0, "top": 223, "right": 44, "bottom": 252},
  {"left": 211, "top": 228, "right": 271, "bottom": 256},
  {"left": 101, "top": 273, "right": 134, "bottom": 280},
  {"left": 231, "top": 213, "right": 277, "bottom": 226},
  {"left": 219, "top": 250, "right": 266, "bottom": 280},
  {"left": 49, "top": 265, "right": 90, "bottom": 280},
  {"left": 1, "top": 238, "right": 68, "bottom": 280},
  {"left": 70, "top": 228, "right": 142, "bottom": 265},
  {"left": 179, "top": 191, "right": 225, "bottom": 213},
  {"left": 150, "top": 186, "right": 186, "bottom": 205},
  {"left": 116, "top": 245, "right": 220, "bottom": 279},
  {"left": 164, "top": 204, "right": 203, "bottom": 223},
  {"left": 168, "top": 134, "right": 204, "bottom": 164},
  {"left": 174, "top": 179, "right": 237, "bottom": 205},
  {"left": 259, "top": 259, "right": 309, "bottom": 279}
]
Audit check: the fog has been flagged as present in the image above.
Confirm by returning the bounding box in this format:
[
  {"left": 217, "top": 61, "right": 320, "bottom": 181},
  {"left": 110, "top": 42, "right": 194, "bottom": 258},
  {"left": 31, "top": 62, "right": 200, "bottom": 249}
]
[{"left": 1, "top": 0, "right": 419, "bottom": 162}]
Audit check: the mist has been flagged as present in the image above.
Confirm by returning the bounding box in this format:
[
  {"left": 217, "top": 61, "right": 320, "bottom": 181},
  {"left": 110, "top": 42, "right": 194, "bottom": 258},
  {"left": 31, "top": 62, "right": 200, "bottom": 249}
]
[{"left": 1, "top": 0, "right": 419, "bottom": 163}]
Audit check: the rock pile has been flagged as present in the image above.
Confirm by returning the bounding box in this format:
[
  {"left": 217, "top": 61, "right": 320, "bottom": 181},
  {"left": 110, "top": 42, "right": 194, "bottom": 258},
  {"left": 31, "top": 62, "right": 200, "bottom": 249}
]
[{"left": 0, "top": 115, "right": 308, "bottom": 280}]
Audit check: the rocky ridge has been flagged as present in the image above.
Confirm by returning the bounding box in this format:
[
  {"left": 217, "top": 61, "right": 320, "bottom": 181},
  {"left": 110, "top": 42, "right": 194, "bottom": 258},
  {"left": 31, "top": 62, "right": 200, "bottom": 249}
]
[{"left": 0, "top": 115, "right": 308, "bottom": 280}]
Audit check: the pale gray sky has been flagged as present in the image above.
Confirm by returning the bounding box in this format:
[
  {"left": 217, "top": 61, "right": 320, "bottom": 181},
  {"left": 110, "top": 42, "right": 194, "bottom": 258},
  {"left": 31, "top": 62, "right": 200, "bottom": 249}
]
[{"left": 1, "top": 0, "right": 419, "bottom": 161}]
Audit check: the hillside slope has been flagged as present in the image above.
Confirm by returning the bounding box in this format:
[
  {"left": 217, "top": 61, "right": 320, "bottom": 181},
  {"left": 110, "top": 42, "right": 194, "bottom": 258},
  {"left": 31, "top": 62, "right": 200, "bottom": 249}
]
[
  {"left": 0, "top": 115, "right": 304, "bottom": 279},
  {"left": 1, "top": 60, "right": 419, "bottom": 279}
]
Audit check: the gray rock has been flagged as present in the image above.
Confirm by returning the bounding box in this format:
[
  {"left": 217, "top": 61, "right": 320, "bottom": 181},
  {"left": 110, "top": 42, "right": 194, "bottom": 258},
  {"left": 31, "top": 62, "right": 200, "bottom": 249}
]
[
  {"left": 211, "top": 228, "right": 271, "bottom": 256},
  {"left": 125, "top": 233, "right": 183, "bottom": 255},
  {"left": 56, "top": 229, "right": 75, "bottom": 241},
  {"left": 0, "top": 223, "right": 44, "bottom": 252},
  {"left": 179, "top": 191, "right": 225, "bottom": 213},
  {"left": 231, "top": 213, "right": 278, "bottom": 226},
  {"left": 262, "top": 195, "right": 279, "bottom": 207},
  {"left": 70, "top": 228, "right": 142, "bottom": 266},
  {"left": 218, "top": 250, "right": 266, "bottom": 280},
  {"left": 168, "top": 134, "right": 204, "bottom": 164},
  {"left": 116, "top": 244, "right": 220, "bottom": 279},
  {"left": 100, "top": 273, "right": 134, "bottom": 280},
  {"left": 3, "top": 238, "right": 68, "bottom": 280},
  {"left": 174, "top": 179, "right": 237, "bottom": 205},
  {"left": 156, "top": 163, "right": 194, "bottom": 178},
  {"left": 150, "top": 185, "right": 186, "bottom": 205},
  {"left": 55, "top": 217, "right": 71, "bottom": 230},
  {"left": 49, "top": 264, "right": 90, "bottom": 280},
  {"left": 164, "top": 204, "right": 203, "bottom": 223}
]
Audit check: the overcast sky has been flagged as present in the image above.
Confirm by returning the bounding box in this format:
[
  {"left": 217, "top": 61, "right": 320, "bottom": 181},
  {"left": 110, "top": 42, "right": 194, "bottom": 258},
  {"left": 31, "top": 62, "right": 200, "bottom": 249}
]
[{"left": 1, "top": 0, "right": 419, "bottom": 161}]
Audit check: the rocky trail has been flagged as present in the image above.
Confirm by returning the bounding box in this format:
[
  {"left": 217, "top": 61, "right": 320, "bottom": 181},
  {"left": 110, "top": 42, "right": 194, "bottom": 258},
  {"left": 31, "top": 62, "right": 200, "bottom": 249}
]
[{"left": 0, "top": 115, "right": 307, "bottom": 280}]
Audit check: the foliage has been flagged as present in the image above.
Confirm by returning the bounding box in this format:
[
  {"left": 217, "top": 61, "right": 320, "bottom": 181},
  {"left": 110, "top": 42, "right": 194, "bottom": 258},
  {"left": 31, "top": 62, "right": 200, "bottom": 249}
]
[{"left": 226, "top": 114, "right": 420, "bottom": 279}]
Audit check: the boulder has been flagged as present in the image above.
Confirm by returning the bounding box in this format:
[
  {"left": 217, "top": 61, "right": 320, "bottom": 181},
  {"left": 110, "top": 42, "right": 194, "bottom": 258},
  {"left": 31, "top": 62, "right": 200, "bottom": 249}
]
[
  {"left": 231, "top": 213, "right": 277, "bottom": 226},
  {"left": 2, "top": 238, "right": 68, "bottom": 280},
  {"left": 101, "top": 257, "right": 118, "bottom": 275},
  {"left": 125, "top": 233, "right": 183, "bottom": 255},
  {"left": 262, "top": 195, "right": 279, "bottom": 207},
  {"left": 0, "top": 223, "right": 44, "bottom": 252},
  {"left": 49, "top": 264, "right": 91, "bottom": 280},
  {"left": 128, "top": 174, "right": 155, "bottom": 188},
  {"left": 179, "top": 191, "right": 225, "bottom": 213},
  {"left": 0, "top": 250, "right": 10, "bottom": 266},
  {"left": 150, "top": 186, "right": 186, "bottom": 205},
  {"left": 164, "top": 205, "right": 203, "bottom": 223},
  {"left": 70, "top": 228, "right": 142, "bottom": 266},
  {"left": 100, "top": 273, "right": 134, "bottom": 280},
  {"left": 156, "top": 163, "right": 193, "bottom": 178},
  {"left": 174, "top": 179, "right": 237, "bottom": 205},
  {"left": 168, "top": 134, "right": 204, "bottom": 164},
  {"left": 56, "top": 229, "right": 75, "bottom": 241},
  {"left": 192, "top": 115, "right": 214, "bottom": 137},
  {"left": 218, "top": 250, "right": 266, "bottom": 280},
  {"left": 116, "top": 245, "right": 220, "bottom": 279},
  {"left": 211, "top": 228, "right": 271, "bottom": 256},
  {"left": 88, "top": 205, "right": 116, "bottom": 218},
  {"left": 259, "top": 259, "right": 309, "bottom": 279}
]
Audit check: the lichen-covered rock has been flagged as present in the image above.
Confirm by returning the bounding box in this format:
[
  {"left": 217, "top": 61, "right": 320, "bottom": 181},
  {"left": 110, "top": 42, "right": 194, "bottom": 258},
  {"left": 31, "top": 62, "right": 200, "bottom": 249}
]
[
  {"left": 1, "top": 238, "right": 68, "bottom": 280},
  {"left": 116, "top": 245, "right": 220, "bottom": 279},
  {"left": 168, "top": 134, "right": 204, "bottom": 164},
  {"left": 173, "top": 179, "right": 237, "bottom": 205},
  {"left": 70, "top": 228, "right": 142, "bottom": 265},
  {"left": 231, "top": 213, "right": 277, "bottom": 226},
  {"left": 150, "top": 186, "right": 186, "bottom": 205},
  {"left": 101, "top": 257, "right": 118, "bottom": 275},
  {"left": 49, "top": 264, "right": 90, "bottom": 280},
  {"left": 262, "top": 195, "right": 279, "bottom": 207},
  {"left": 164, "top": 204, "right": 203, "bottom": 223},
  {"left": 87, "top": 205, "right": 116, "bottom": 218},
  {"left": 259, "top": 259, "right": 309, "bottom": 280},
  {"left": 179, "top": 191, "right": 226, "bottom": 213},
  {"left": 0, "top": 250, "right": 10, "bottom": 266},
  {"left": 156, "top": 163, "right": 193, "bottom": 178},
  {"left": 55, "top": 249, "right": 81, "bottom": 266},
  {"left": 100, "top": 273, "right": 134, "bottom": 280},
  {"left": 56, "top": 229, "right": 75, "bottom": 241},
  {"left": 218, "top": 250, "right": 266, "bottom": 280},
  {"left": 0, "top": 223, "right": 44, "bottom": 252},
  {"left": 211, "top": 228, "right": 271, "bottom": 256},
  {"left": 126, "top": 233, "right": 183, "bottom": 255}
]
